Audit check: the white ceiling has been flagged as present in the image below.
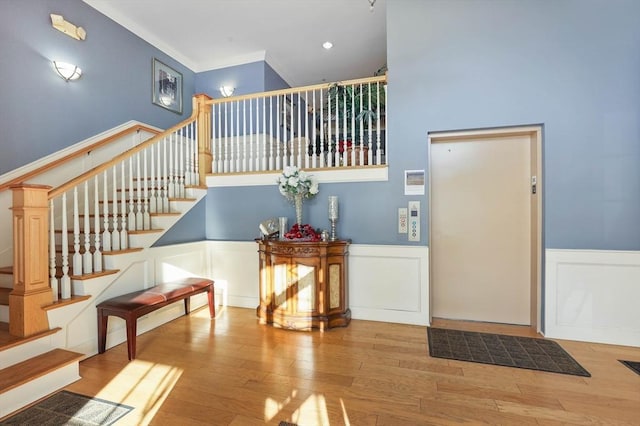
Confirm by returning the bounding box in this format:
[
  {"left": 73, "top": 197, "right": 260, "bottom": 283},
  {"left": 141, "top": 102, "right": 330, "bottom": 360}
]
[{"left": 83, "top": 0, "right": 387, "bottom": 88}]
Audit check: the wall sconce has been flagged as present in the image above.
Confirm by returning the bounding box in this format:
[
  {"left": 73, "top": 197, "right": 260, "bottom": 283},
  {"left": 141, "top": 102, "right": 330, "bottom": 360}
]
[
  {"left": 219, "top": 86, "right": 235, "bottom": 97},
  {"left": 53, "top": 61, "right": 82, "bottom": 81}
]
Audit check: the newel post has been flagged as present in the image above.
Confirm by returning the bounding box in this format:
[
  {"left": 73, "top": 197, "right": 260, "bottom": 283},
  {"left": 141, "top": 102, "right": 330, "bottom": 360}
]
[
  {"left": 194, "top": 93, "right": 212, "bottom": 186},
  {"left": 9, "top": 184, "right": 53, "bottom": 337}
]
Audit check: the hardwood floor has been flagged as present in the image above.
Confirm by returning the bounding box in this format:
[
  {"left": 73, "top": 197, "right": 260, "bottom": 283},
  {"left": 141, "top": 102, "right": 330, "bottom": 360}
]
[{"left": 63, "top": 307, "right": 640, "bottom": 425}]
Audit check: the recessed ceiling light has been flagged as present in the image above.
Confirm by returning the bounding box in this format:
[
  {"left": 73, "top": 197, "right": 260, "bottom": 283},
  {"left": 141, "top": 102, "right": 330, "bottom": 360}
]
[{"left": 322, "top": 41, "right": 333, "bottom": 50}]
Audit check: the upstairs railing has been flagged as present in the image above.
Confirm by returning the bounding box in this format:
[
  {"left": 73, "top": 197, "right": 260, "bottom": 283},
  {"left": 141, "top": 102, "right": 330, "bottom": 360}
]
[{"left": 206, "top": 75, "right": 387, "bottom": 173}]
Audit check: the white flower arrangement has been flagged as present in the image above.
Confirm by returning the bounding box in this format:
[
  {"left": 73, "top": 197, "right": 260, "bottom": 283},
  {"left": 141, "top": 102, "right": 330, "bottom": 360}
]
[{"left": 277, "top": 166, "right": 319, "bottom": 201}]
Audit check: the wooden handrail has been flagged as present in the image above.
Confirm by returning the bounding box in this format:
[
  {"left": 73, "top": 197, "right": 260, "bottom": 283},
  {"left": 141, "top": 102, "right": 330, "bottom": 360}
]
[
  {"left": 49, "top": 115, "right": 198, "bottom": 200},
  {"left": 206, "top": 75, "right": 387, "bottom": 105},
  {"left": 0, "top": 124, "right": 159, "bottom": 193}
]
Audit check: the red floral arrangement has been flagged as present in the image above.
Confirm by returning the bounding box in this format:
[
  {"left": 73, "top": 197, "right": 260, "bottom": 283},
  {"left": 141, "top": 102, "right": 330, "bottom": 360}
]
[{"left": 284, "top": 223, "right": 322, "bottom": 241}]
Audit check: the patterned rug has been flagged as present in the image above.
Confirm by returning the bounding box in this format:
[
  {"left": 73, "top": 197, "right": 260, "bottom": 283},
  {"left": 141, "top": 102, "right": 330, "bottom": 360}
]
[
  {"left": 619, "top": 360, "right": 640, "bottom": 376},
  {"left": 427, "top": 327, "right": 590, "bottom": 377},
  {"left": 0, "top": 391, "right": 133, "bottom": 425}
]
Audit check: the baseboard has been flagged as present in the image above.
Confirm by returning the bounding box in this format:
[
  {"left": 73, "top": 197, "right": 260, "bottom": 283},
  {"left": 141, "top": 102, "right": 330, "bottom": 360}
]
[{"left": 545, "top": 249, "right": 640, "bottom": 347}]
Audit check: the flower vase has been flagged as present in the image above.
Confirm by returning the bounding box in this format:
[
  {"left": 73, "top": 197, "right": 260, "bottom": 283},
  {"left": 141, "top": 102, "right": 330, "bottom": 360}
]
[{"left": 294, "top": 194, "right": 304, "bottom": 225}]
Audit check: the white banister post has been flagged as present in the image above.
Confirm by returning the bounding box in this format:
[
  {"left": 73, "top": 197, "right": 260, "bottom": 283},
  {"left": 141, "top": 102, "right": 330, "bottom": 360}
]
[
  {"left": 136, "top": 151, "right": 143, "bottom": 229},
  {"left": 127, "top": 157, "right": 135, "bottom": 231},
  {"left": 102, "top": 171, "right": 111, "bottom": 252},
  {"left": 120, "top": 162, "right": 129, "bottom": 249},
  {"left": 82, "top": 181, "right": 93, "bottom": 274},
  {"left": 93, "top": 177, "right": 102, "bottom": 273},
  {"left": 49, "top": 199, "right": 58, "bottom": 302},
  {"left": 72, "top": 187, "right": 82, "bottom": 275},
  {"left": 111, "top": 167, "right": 120, "bottom": 251},
  {"left": 60, "top": 192, "right": 71, "bottom": 299},
  {"left": 143, "top": 147, "right": 150, "bottom": 229}
]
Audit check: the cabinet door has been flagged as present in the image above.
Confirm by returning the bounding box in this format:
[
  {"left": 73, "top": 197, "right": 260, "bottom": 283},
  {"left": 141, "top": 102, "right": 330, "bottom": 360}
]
[
  {"left": 270, "top": 255, "right": 291, "bottom": 312},
  {"left": 293, "top": 257, "right": 320, "bottom": 314},
  {"left": 327, "top": 255, "right": 346, "bottom": 313}
]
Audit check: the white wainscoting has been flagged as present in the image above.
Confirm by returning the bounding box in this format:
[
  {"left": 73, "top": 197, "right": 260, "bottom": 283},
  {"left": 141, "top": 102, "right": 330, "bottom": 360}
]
[
  {"left": 545, "top": 249, "right": 640, "bottom": 347},
  {"left": 206, "top": 241, "right": 429, "bottom": 326}
]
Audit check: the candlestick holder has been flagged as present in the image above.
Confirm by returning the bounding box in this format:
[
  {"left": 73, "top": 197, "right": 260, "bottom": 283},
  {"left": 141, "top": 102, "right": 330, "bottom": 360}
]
[{"left": 329, "top": 218, "right": 338, "bottom": 241}]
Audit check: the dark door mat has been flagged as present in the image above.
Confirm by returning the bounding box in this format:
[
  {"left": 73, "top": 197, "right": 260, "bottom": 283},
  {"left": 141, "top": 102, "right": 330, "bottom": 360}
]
[
  {"left": 619, "top": 360, "right": 640, "bottom": 376},
  {"left": 0, "top": 390, "right": 133, "bottom": 425},
  {"left": 427, "top": 327, "right": 590, "bottom": 377}
]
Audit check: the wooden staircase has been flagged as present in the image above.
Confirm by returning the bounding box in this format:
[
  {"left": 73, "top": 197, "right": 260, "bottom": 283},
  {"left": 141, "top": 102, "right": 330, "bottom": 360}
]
[{"left": 0, "top": 96, "right": 213, "bottom": 419}]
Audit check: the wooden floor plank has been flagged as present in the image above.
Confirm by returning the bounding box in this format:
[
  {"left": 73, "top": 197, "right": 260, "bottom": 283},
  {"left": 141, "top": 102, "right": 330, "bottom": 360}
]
[{"left": 59, "top": 307, "right": 640, "bottom": 425}]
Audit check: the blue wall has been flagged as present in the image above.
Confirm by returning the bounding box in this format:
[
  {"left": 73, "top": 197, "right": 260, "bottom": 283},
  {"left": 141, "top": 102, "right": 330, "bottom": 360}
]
[
  {"left": 0, "top": 0, "right": 195, "bottom": 174},
  {"left": 387, "top": 0, "right": 640, "bottom": 250},
  {"left": 204, "top": 0, "right": 640, "bottom": 250}
]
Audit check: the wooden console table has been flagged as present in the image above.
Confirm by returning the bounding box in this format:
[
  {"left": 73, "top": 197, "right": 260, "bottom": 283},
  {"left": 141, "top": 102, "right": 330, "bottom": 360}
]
[{"left": 256, "top": 239, "right": 351, "bottom": 330}]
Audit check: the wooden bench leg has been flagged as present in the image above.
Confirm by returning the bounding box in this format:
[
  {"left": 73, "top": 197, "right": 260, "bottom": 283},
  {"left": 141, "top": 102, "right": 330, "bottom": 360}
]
[
  {"left": 97, "top": 308, "right": 108, "bottom": 354},
  {"left": 207, "top": 286, "right": 215, "bottom": 318},
  {"left": 125, "top": 314, "right": 137, "bottom": 361},
  {"left": 184, "top": 297, "right": 190, "bottom": 315}
]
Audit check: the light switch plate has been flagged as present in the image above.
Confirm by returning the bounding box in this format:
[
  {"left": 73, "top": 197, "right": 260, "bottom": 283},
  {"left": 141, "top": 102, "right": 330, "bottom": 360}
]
[{"left": 398, "top": 208, "right": 408, "bottom": 233}]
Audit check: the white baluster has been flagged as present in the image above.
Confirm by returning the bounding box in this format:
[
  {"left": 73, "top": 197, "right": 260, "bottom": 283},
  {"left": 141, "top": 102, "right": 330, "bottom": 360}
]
[
  {"left": 216, "top": 105, "right": 223, "bottom": 174},
  {"left": 242, "top": 100, "right": 247, "bottom": 172},
  {"left": 162, "top": 137, "right": 170, "bottom": 212},
  {"left": 350, "top": 84, "right": 356, "bottom": 167},
  {"left": 149, "top": 144, "right": 157, "bottom": 214},
  {"left": 83, "top": 181, "right": 92, "bottom": 274},
  {"left": 376, "top": 81, "right": 382, "bottom": 165},
  {"left": 320, "top": 89, "right": 325, "bottom": 168},
  {"left": 60, "top": 193, "right": 71, "bottom": 299},
  {"left": 312, "top": 90, "right": 317, "bottom": 169},
  {"left": 249, "top": 100, "right": 255, "bottom": 172},
  {"left": 236, "top": 100, "right": 241, "bottom": 172},
  {"left": 49, "top": 200, "right": 58, "bottom": 301},
  {"left": 223, "top": 102, "right": 229, "bottom": 173},
  {"left": 178, "top": 127, "right": 185, "bottom": 198},
  {"left": 102, "top": 171, "right": 111, "bottom": 252},
  {"left": 143, "top": 147, "right": 150, "bottom": 229},
  {"left": 194, "top": 121, "right": 199, "bottom": 185},
  {"left": 304, "top": 90, "right": 309, "bottom": 169},
  {"left": 72, "top": 187, "right": 82, "bottom": 276},
  {"left": 128, "top": 157, "right": 136, "bottom": 231},
  {"left": 135, "top": 151, "right": 143, "bottom": 229},
  {"left": 262, "top": 96, "right": 268, "bottom": 170},
  {"left": 359, "top": 83, "right": 364, "bottom": 159},
  {"left": 93, "top": 177, "right": 102, "bottom": 273},
  {"left": 120, "top": 162, "right": 129, "bottom": 249},
  {"left": 273, "top": 96, "right": 278, "bottom": 170},
  {"left": 367, "top": 82, "right": 372, "bottom": 165},
  {"left": 169, "top": 133, "right": 176, "bottom": 198},
  {"left": 111, "top": 166, "right": 120, "bottom": 251}
]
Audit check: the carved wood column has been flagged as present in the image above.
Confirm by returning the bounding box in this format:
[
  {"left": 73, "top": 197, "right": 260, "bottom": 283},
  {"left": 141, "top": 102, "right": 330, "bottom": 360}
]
[
  {"left": 194, "top": 93, "right": 212, "bottom": 186},
  {"left": 9, "top": 184, "right": 52, "bottom": 337}
]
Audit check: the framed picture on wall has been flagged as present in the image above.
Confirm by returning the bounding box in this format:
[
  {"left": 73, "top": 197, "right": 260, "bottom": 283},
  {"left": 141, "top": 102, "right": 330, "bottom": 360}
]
[{"left": 152, "top": 58, "right": 183, "bottom": 114}]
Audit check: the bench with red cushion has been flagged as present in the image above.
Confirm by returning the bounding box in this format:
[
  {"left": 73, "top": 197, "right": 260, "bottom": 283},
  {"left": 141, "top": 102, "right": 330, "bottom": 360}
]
[{"left": 97, "top": 277, "right": 215, "bottom": 360}]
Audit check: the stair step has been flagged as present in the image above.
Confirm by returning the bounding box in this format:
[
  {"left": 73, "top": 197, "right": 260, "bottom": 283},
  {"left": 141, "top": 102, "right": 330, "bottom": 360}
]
[
  {"left": 0, "top": 349, "right": 83, "bottom": 394},
  {"left": 0, "top": 324, "right": 61, "bottom": 353},
  {"left": 129, "top": 228, "right": 164, "bottom": 235},
  {"left": 0, "top": 267, "right": 12, "bottom": 275},
  {"left": 53, "top": 267, "right": 119, "bottom": 281},
  {"left": 55, "top": 246, "right": 144, "bottom": 256},
  {"left": 43, "top": 295, "right": 91, "bottom": 311},
  {"left": 0, "top": 348, "right": 83, "bottom": 418}
]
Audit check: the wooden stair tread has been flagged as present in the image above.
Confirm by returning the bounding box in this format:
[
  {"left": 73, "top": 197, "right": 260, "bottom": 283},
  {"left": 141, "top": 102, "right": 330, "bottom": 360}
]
[
  {"left": 0, "top": 267, "right": 12, "bottom": 275},
  {"left": 0, "top": 326, "right": 62, "bottom": 353},
  {"left": 102, "top": 247, "right": 144, "bottom": 255},
  {"left": 0, "top": 348, "right": 83, "bottom": 394},
  {"left": 43, "top": 295, "right": 91, "bottom": 311},
  {"left": 54, "top": 268, "right": 119, "bottom": 281},
  {"left": 129, "top": 228, "right": 163, "bottom": 235}
]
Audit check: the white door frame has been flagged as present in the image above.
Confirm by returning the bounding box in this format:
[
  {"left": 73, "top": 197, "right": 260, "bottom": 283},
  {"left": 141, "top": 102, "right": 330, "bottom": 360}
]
[{"left": 428, "top": 125, "right": 543, "bottom": 333}]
